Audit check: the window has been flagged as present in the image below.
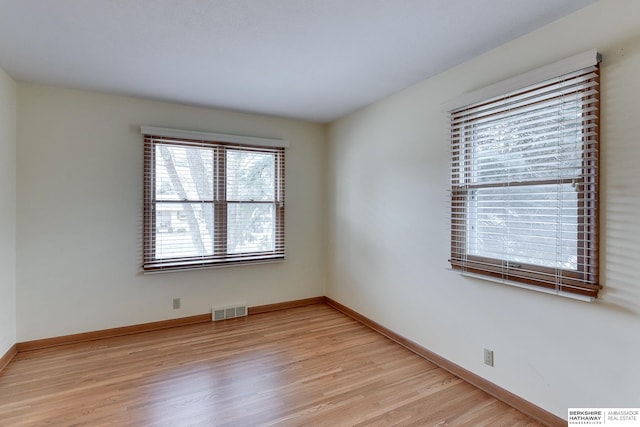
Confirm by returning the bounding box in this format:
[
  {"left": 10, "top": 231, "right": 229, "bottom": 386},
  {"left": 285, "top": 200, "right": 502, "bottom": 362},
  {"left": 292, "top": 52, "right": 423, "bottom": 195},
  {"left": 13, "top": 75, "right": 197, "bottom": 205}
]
[
  {"left": 448, "top": 51, "right": 601, "bottom": 299},
  {"left": 142, "top": 127, "right": 286, "bottom": 271}
]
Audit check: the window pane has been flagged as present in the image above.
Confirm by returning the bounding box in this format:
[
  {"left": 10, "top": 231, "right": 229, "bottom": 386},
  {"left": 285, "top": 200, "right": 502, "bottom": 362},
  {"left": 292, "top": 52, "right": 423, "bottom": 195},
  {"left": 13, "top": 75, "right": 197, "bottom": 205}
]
[
  {"left": 227, "top": 203, "right": 275, "bottom": 254},
  {"left": 155, "top": 203, "right": 214, "bottom": 259},
  {"left": 226, "top": 150, "right": 275, "bottom": 201},
  {"left": 469, "top": 100, "right": 584, "bottom": 185},
  {"left": 467, "top": 184, "right": 578, "bottom": 270},
  {"left": 155, "top": 145, "right": 213, "bottom": 201}
]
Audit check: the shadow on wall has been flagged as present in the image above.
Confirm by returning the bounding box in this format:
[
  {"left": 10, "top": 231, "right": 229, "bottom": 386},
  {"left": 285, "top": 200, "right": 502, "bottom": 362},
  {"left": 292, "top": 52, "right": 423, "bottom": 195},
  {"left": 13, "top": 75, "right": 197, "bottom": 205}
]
[{"left": 598, "top": 42, "right": 640, "bottom": 315}]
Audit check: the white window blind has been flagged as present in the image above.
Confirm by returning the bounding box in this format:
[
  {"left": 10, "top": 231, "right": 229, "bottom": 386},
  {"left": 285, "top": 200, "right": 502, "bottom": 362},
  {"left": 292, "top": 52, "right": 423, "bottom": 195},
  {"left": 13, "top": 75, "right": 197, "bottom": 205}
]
[
  {"left": 143, "top": 129, "right": 285, "bottom": 271},
  {"left": 449, "top": 52, "right": 601, "bottom": 299}
]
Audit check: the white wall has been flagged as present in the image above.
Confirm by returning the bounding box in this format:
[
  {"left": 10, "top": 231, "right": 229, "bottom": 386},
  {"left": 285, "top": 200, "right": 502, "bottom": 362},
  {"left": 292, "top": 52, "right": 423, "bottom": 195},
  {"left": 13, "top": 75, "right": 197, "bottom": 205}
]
[
  {"left": 16, "top": 84, "right": 326, "bottom": 341},
  {"left": 0, "top": 67, "right": 17, "bottom": 357},
  {"left": 327, "top": 0, "right": 640, "bottom": 418}
]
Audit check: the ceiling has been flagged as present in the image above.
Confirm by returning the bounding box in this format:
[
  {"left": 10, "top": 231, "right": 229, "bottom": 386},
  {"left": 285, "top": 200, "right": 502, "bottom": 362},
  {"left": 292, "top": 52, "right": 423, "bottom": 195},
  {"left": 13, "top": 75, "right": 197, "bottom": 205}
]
[{"left": 0, "top": 0, "right": 596, "bottom": 123}]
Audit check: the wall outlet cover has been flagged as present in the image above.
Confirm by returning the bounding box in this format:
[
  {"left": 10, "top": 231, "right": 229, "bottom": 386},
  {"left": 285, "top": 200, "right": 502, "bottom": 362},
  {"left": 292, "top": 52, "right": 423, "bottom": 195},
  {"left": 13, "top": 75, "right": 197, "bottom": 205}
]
[{"left": 484, "top": 349, "right": 494, "bottom": 367}]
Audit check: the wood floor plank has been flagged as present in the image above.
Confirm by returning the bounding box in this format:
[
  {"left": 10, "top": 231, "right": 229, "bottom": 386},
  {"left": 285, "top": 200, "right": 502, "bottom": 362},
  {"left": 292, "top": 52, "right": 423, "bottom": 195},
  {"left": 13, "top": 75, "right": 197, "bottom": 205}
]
[{"left": 0, "top": 304, "right": 545, "bottom": 426}]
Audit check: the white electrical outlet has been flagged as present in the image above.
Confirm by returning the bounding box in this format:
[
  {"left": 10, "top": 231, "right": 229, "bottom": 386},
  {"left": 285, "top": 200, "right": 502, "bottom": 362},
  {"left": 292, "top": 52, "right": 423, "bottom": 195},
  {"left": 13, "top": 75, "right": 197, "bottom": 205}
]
[
  {"left": 484, "top": 349, "right": 494, "bottom": 367},
  {"left": 173, "top": 298, "right": 181, "bottom": 309}
]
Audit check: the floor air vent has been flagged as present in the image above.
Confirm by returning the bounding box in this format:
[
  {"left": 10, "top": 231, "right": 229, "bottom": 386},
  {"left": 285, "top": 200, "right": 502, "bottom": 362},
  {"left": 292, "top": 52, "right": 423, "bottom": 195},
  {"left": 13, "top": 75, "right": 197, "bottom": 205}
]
[{"left": 212, "top": 304, "right": 248, "bottom": 321}]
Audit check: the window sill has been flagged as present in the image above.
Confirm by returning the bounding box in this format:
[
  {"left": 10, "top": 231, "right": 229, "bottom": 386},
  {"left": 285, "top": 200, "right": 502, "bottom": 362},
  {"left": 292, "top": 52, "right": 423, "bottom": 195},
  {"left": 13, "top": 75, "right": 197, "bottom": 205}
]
[
  {"left": 143, "top": 256, "right": 286, "bottom": 274},
  {"left": 451, "top": 269, "right": 595, "bottom": 302}
]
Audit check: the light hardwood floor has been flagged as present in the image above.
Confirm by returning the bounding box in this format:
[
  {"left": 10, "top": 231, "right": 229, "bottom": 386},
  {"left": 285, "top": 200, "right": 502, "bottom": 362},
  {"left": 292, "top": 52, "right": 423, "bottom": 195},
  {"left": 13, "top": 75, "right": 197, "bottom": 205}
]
[{"left": 0, "top": 304, "right": 543, "bottom": 426}]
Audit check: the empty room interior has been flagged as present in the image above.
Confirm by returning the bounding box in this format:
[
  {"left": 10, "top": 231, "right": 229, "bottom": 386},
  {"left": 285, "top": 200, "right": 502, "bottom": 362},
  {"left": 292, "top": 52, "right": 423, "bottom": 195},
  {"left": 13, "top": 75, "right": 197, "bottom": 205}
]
[{"left": 1, "top": 0, "right": 639, "bottom": 425}]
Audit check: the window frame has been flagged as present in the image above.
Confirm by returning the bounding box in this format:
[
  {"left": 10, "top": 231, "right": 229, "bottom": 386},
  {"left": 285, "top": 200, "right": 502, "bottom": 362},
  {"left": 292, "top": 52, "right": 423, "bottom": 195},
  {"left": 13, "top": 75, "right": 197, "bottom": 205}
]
[
  {"left": 142, "top": 129, "right": 286, "bottom": 272},
  {"left": 448, "top": 52, "right": 601, "bottom": 299}
]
